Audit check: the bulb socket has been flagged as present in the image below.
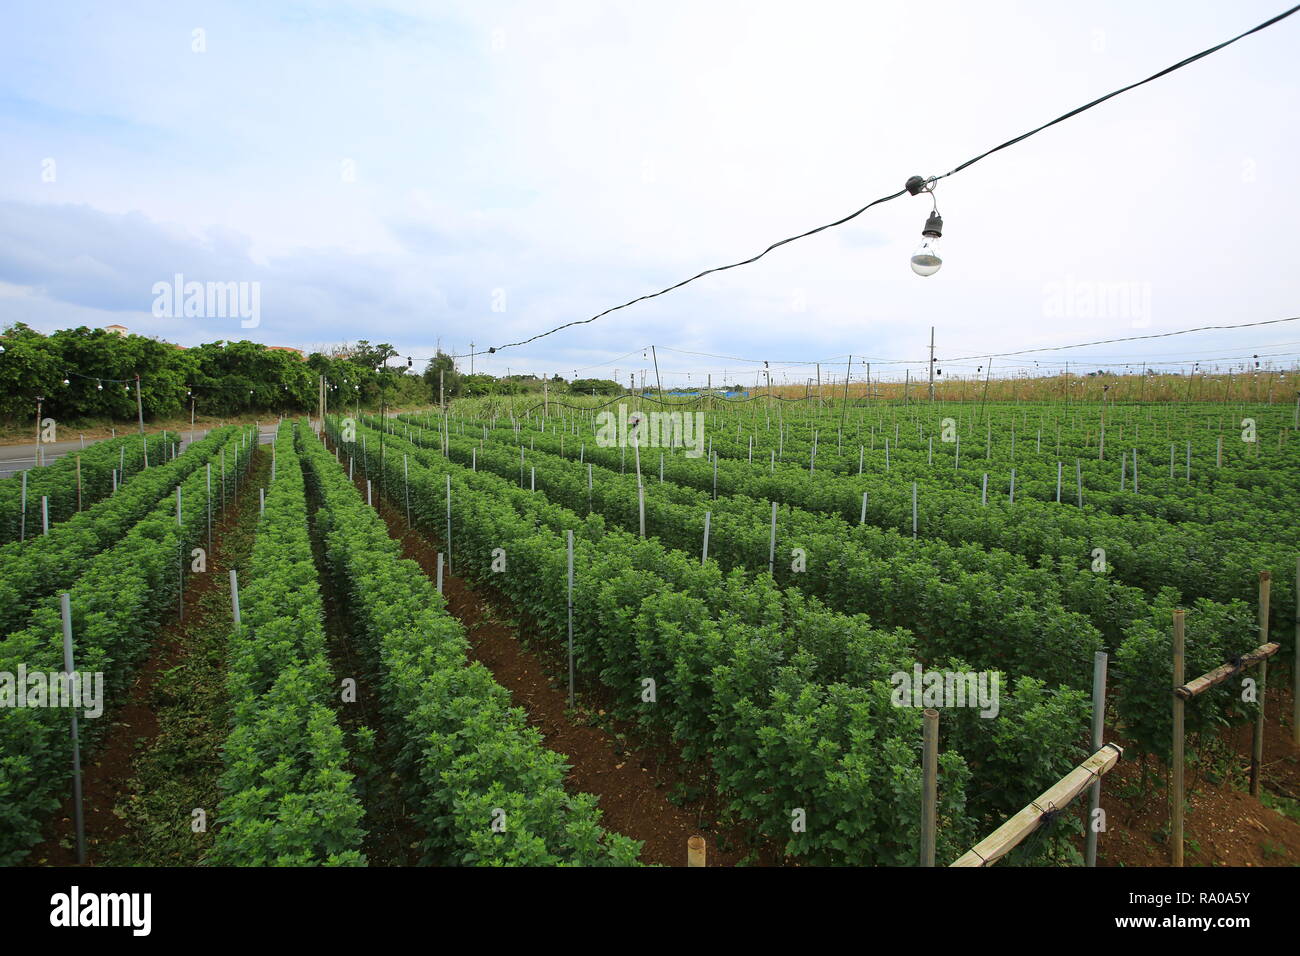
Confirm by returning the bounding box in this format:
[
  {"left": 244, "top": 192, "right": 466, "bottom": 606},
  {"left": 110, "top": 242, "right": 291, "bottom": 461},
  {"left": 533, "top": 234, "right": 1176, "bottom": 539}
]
[
  {"left": 905, "top": 176, "right": 929, "bottom": 196},
  {"left": 922, "top": 212, "right": 943, "bottom": 238}
]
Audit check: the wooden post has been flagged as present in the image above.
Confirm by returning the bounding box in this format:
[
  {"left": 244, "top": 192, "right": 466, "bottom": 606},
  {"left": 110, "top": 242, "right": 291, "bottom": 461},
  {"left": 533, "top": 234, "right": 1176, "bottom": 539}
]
[
  {"left": 1252, "top": 571, "right": 1271, "bottom": 797},
  {"left": 687, "top": 835, "right": 706, "bottom": 868},
  {"left": 1172, "top": 608, "right": 1186, "bottom": 867},
  {"left": 921, "top": 708, "right": 939, "bottom": 867},
  {"left": 1085, "top": 651, "right": 1108, "bottom": 867}
]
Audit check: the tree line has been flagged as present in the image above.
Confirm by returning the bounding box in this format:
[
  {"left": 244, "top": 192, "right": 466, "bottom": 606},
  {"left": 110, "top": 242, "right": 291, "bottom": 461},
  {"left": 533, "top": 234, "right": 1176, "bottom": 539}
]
[{"left": 0, "top": 323, "right": 625, "bottom": 424}]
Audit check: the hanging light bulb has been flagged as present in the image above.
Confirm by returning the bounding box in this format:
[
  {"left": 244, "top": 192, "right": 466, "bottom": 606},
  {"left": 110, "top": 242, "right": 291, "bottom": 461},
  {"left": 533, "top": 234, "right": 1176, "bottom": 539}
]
[
  {"left": 97, "top": 379, "right": 103, "bottom": 391},
  {"left": 910, "top": 212, "right": 943, "bottom": 276},
  {"left": 905, "top": 176, "right": 944, "bottom": 277}
]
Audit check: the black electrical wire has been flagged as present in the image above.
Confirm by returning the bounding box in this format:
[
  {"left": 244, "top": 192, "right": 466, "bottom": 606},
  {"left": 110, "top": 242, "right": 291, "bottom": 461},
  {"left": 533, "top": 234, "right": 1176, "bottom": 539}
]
[
  {"left": 474, "top": 4, "right": 1299, "bottom": 358},
  {"left": 943, "top": 315, "right": 1300, "bottom": 362}
]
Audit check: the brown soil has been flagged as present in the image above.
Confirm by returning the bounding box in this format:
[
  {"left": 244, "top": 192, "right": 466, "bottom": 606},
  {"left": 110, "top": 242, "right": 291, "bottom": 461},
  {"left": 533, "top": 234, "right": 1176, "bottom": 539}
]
[
  {"left": 343, "top": 457, "right": 775, "bottom": 867},
  {"left": 306, "top": 484, "right": 427, "bottom": 865},
  {"left": 26, "top": 448, "right": 267, "bottom": 866},
  {"left": 1093, "top": 683, "right": 1300, "bottom": 867}
]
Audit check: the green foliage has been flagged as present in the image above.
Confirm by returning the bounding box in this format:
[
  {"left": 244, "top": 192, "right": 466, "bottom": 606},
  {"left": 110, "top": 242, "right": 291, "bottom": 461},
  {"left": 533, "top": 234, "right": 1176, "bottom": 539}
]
[
  {"left": 0, "top": 426, "right": 257, "bottom": 864},
  {"left": 0, "top": 428, "right": 232, "bottom": 632},
  {"left": 212, "top": 423, "right": 367, "bottom": 865},
  {"left": 0, "top": 429, "right": 177, "bottom": 544},
  {"left": 298, "top": 422, "right": 641, "bottom": 865},
  {"left": 0, "top": 324, "right": 426, "bottom": 422}
]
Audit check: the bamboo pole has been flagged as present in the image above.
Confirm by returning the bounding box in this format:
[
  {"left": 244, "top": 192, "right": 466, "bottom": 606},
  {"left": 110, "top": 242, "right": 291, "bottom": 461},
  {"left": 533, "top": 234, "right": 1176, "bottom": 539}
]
[
  {"left": 1176, "top": 643, "right": 1280, "bottom": 699},
  {"left": 951, "top": 744, "right": 1122, "bottom": 867},
  {"left": 921, "top": 708, "right": 939, "bottom": 866},
  {"left": 687, "top": 835, "right": 706, "bottom": 867},
  {"left": 1252, "top": 571, "right": 1271, "bottom": 797},
  {"left": 1172, "top": 608, "right": 1185, "bottom": 867},
  {"left": 1085, "top": 651, "right": 1108, "bottom": 867}
]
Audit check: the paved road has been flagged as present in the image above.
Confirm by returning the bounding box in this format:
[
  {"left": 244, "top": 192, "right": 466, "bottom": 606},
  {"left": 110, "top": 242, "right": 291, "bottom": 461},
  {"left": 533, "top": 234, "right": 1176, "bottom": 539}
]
[{"left": 0, "top": 424, "right": 282, "bottom": 478}]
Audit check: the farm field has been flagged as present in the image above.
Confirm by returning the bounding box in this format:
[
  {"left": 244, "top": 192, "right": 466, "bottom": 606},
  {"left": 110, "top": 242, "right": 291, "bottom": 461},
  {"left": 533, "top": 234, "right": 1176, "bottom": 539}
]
[{"left": 5, "top": 397, "right": 1297, "bottom": 869}]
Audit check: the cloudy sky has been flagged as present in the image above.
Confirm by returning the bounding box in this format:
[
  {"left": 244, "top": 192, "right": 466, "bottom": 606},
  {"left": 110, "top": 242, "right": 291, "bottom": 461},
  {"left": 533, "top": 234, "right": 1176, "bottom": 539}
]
[{"left": 1, "top": 0, "right": 1297, "bottom": 386}]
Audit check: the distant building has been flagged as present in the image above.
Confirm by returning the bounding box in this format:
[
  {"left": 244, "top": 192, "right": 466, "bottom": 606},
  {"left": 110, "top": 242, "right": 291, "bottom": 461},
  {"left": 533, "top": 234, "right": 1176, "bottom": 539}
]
[
  {"left": 268, "top": 345, "right": 305, "bottom": 358},
  {"left": 105, "top": 324, "right": 128, "bottom": 336}
]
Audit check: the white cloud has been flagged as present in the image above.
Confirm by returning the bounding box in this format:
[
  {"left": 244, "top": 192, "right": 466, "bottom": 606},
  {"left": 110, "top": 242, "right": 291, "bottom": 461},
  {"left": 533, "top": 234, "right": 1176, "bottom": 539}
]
[{"left": 0, "top": 0, "right": 1297, "bottom": 384}]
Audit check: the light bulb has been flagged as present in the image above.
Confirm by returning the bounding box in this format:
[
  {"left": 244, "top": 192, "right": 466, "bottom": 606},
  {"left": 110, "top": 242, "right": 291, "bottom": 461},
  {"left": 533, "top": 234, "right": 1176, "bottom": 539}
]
[{"left": 910, "top": 211, "right": 944, "bottom": 276}]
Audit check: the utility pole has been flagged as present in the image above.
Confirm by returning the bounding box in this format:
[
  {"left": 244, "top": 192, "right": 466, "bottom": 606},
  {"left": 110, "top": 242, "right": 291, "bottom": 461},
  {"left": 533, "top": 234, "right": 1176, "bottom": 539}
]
[
  {"left": 135, "top": 373, "right": 145, "bottom": 434},
  {"left": 840, "top": 354, "right": 852, "bottom": 432},
  {"left": 469, "top": 342, "right": 475, "bottom": 376},
  {"left": 928, "top": 327, "right": 936, "bottom": 402},
  {"left": 34, "top": 395, "right": 43, "bottom": 467},
  {"left": 651, "top": 346, "right": 664, "bottom": 399}
]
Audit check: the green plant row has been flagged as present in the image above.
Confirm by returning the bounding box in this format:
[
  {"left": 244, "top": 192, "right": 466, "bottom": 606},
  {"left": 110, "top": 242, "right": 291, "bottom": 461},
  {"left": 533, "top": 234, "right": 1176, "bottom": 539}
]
[
  {"left": 212, "top": 423, "right": 367, "bottom": 865},
  {"left": 453, "top": 414, "right": 1287, "bottom": 657},
  {"left": 0, "top": 427, "right": 239, "bottom": 636},
  {"left": 478, "top": 427, "right": 1264, "bottom": 759},
  {"left": 0, "top": 427, "right": 257, "bottom": 864},
  {"left": 340, "top": 418, "right": 1091, "bottom": 864},
  {"left": 0, "top": 430, "right": 179, "bottom": 545},
  {"left": 298, "top": 423, "right": 642, "bottom": 865},
  {"left": 684, "top": 410, "right": 1300, "bottom": 547},
  {"left": 419, "top": 399, "right": 1300, "bottom": 530}
]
